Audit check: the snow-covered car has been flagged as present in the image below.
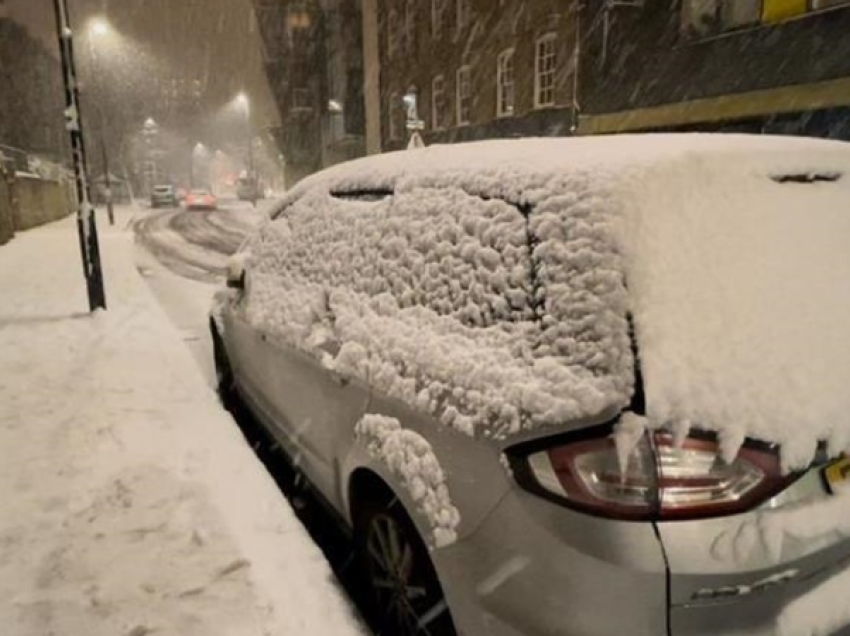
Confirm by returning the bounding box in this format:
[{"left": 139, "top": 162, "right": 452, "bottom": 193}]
[
  {"left": 211, "top": 135, "right": 850, "bottom": 636},
  {"left": 185, "top": 189, "right": 217, "bottom": 210}
]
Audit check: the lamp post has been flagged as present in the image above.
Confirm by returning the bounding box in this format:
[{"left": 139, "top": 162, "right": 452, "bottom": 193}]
[
  {"left": 53, "top": 0, "right": 107, "bottom": 311},
  {"left": 236, "top": 92, "right": 256, "bottom": 206},
  {"left": 88, "top": 17, "right": 115, "bottom": 225}
]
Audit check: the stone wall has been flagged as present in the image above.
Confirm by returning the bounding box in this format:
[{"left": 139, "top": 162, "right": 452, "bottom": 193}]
[
  {"left": 11, "top": 175, "right": 73, "bottom": 232},
  {"left": 0, "top": 174, "right": 73, "bottom": 245}
]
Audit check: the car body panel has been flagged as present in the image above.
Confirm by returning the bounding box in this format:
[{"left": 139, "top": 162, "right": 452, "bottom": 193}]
[{"left": 433, "top": 487, "right": 669, "bottom": 636}]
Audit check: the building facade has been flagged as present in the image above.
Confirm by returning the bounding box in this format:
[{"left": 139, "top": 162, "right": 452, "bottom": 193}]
[
  {"left": 254, "top": 0, "right": 366, "bottom": 185},
  {"left": 578, "top": 0, "right": 850, "bottom": 139},
  {"left": 0, "top": 14, "right": 67, "bottom": 169},
  {"left": 378, "top": 0, "right": 580, "bottom": 151}
]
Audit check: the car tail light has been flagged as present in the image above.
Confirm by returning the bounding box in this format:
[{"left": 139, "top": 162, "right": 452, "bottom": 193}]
[{"left": 522, "top": 429, "right": 799, "bottom": 521}]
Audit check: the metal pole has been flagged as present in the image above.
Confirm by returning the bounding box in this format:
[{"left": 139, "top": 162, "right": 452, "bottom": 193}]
[{"left": 53, "top": 0, "right": 107, "bottom": 311}]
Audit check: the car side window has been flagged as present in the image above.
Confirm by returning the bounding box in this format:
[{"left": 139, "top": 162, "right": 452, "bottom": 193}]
[{"left": 379, "top": 188, "right": 534, "bottom": 328}]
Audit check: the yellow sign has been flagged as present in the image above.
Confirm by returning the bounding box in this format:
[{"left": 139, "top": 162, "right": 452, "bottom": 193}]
[
  {"left": 762, "top": 0, "right": 807, "bottom": 23},
  {"left": 825, "top": 457, "right": 850, "bottom": 492}
]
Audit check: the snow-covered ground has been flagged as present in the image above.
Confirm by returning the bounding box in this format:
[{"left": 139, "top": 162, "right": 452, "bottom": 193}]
[{"left": 0, "top": 207, "right": 364, "bottom": 636}]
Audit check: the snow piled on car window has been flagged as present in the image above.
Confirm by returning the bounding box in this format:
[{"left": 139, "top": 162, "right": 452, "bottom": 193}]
[
  {"left": 355, "top": 414, "right": 460, "bottom": 547},
  {"left": 251, "top": 134, "right": 850, "bottom": 470},
  {"left": 244, "top": 179, "right": 632, "bottom": 440}
]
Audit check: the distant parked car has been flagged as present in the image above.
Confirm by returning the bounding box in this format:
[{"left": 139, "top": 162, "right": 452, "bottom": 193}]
[
  {"left": 150, "top": 184, "right": 178, "bottom": 208},
  {"left": 185, "top": 189, "right": 217, "bottom": 210},
  {"left": 211, "top": 135, "right": 850, "bottom": 636}
]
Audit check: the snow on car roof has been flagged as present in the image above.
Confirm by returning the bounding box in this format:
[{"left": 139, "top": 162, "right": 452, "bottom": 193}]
[
  {"left": 280, "top": 133, "right": 849, "bottom": 204},
  {"left": 266, "top": 134, "right": 850, "bottom": 469}
]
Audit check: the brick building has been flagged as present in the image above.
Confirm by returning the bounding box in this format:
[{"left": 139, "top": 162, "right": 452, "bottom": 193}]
[
  {"left": 578, "top": 0, "right": 850, "bottom": 139},
  {"left": 254, "top": 0, "right": 366, "bottom": 185},
  {"left": 377, "top": 0, "right": 580, "bottom": 150}
]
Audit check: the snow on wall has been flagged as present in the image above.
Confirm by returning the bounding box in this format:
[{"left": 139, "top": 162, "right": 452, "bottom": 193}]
[
  {"left": 243, "top": 179, "right": 633, "bottom": 440},
  {"left": 252, "top": 135, "right": 850, "bottom": 469},
  {"left": 355, "top": 414, "right": 460, "bottom": 548}
]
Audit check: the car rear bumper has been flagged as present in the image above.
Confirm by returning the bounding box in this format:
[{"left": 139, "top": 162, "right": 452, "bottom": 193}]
[
  {"left": 432, "top": 486, "right": 669, "bottom": 636},
  {"left": 669, "top": 557, "right": 850, "bottom": 636}
]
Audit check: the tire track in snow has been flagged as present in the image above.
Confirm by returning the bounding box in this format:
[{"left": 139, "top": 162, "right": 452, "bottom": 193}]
[{"left": 133, "top": 206, "right": 259, "bottom": 282}]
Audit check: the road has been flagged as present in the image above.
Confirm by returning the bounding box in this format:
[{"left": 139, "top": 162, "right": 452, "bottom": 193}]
[{"left": 133, "top": 199, "right": 267, "bottom": 282}]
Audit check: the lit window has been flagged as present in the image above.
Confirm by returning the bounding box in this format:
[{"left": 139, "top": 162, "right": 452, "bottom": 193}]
[
  {"left": 432, "top": 74, "right": 445, "bottom": 130},
  {"left": 496, "top": 48, "right": 515, "bottom": 117},
  {"left": 681, "top": 0, "right": 762, "bottom": 36},
  {"left": 456, "top": 66, "right": 471, "bottom": 126},
  {"left": 534, "top": 34, "right": 557, "bottom": 109},
  {"left": 720, "top": 0, "right": 760, "bottom": 28}
]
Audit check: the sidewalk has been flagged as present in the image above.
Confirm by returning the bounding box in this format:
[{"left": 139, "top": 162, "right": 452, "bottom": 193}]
[{"left": 0, "top": 211, "right": 365, "bottom": 636}]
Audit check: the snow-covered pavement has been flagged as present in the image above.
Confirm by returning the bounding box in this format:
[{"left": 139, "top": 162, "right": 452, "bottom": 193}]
[{"left": 0, "top": 208, "right": 365, "bottom": 636}]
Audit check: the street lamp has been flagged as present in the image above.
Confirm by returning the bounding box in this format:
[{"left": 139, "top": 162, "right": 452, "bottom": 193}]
[
  {"left": 53, "top": 0, "right": 107, "bottom": 311},
  {"left": 88, "top": 16, "right": 115, "bottom": 225},
  {"left": 90, "top": 17, "right": 109, "bottom": 36}
]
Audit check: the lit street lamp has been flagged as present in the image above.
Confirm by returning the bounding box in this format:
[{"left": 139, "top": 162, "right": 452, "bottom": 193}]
[{"left": 52, "top": 0, "right": 107, "bottom": 311}]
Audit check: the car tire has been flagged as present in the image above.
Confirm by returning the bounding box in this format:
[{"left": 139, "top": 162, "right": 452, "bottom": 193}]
[
  {"left": 211, "top": 326, "right": 237, "bottom": 410},
  {"left": 354, "top": 492, "right": 457, "bottom": 636}
]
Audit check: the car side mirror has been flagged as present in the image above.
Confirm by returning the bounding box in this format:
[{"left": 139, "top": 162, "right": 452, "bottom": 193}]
[
  {"left": 227, "top": 270, "right": 245, "bottom": 290},
  {"left": 226, "top": 253, "right": 250, "bottom": 290}
]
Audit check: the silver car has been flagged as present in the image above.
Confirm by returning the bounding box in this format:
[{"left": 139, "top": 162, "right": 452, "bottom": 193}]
[{"left": 211, "top": 135, "right": 850, "bottom": 636}]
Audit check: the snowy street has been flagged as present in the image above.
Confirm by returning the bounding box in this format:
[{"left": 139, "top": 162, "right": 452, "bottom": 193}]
[
  {"left": 0, "top": 207, "right": 365, "bottom": 636},
  {"left": 132, "top": 199, "right": 267, "bottom": 283}
]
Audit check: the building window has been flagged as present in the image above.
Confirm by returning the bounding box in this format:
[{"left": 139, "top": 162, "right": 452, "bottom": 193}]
[
  {"left": 456, "top": 66, "right": 471, "bottom": 126},
  {"left": 720, "top": 0, "right": 760, "bottom": 27},
  {"left": 404, "top": 0, "right": 416, "bottom": 53},
  {"left": 496, "top": 48, "right": 515, "bottom": 117},
  {"left": 534, "top": 34, "right": 557, "bottom": 109},
  {"left": 681, "top": 0, "right": 769, "bottom": 37},
  {"left": 431, "top": 74, "right": 446, "bottom": 130},
  {"left": 431, "top": 0, "right": 442, "bottom": 38},
  {"left": 456, "top": 0, "right": 471, "bottom": 34}
]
